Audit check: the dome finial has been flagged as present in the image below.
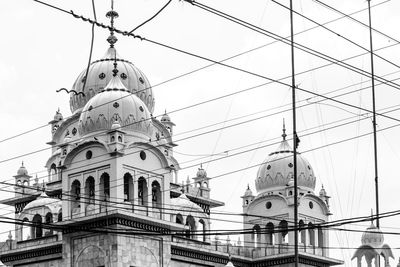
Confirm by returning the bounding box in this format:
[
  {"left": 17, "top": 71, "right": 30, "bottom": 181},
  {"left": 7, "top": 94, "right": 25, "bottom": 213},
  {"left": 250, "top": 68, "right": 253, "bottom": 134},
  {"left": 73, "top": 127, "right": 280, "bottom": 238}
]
[
  {"left": 282, "top": 118, "right": 287, "bottom": 141},
  {"left": 112, "top": 57, "right": 119, "bottom": 77},
  {"left": 106, "top": 0, "right": 119, "bottom": 47}
]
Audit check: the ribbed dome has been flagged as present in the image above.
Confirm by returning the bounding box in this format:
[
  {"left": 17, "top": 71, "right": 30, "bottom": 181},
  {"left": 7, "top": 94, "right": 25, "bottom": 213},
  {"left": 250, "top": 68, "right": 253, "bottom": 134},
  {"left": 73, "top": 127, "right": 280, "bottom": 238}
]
[
  {"left": 361, "top": 222, "right": 384, "bottom": 247},
  {"left": 23, "top": 192, "right": 61, "bottom": 211},
  {"left": 78, "top": 75, "right": 153, "bottom": 139},
  {"left": 255, "top": 138, "right": 316, "bottom": 194},
  {"left": 69, "top": 47, "right": 155, "bottom": 114}
]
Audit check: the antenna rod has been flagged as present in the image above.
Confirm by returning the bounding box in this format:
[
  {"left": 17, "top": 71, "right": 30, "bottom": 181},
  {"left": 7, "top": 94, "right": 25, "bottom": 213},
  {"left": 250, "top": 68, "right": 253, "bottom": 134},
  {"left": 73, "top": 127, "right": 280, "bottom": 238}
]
[
  {"left": 289, "top": 0, "right": 299, "bottom": 266},
  {"left": 367, "top": 0, "right": 379, "bottom": 229}
]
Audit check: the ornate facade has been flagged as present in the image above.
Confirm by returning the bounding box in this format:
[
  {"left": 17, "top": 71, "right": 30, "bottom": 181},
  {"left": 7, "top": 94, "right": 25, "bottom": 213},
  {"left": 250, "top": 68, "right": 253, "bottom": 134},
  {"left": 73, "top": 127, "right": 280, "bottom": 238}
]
[{"left": 0, "top": 6, "right": 344, "bottom": 267}]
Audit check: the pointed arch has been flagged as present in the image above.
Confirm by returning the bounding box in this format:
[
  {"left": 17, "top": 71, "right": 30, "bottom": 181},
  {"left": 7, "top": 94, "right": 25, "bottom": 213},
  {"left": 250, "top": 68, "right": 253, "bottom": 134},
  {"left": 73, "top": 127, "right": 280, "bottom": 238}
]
[
  {"left": 138, "top": 177, "right": 148, "bottom": 206},
  {"left": 279, "top": 220, "right": 288, "bottom": 243},
  {"left": 299, "top": 220, "right": 306, "bottom": 244},
  {"left": 123, "top": 173, "right": 134, "bottom": 202},
  {"left": 266, "top": 222, "right": 274, "bottom": 245},
  {"left": 32, "top": 214, "right": 42, "bottom": 238},
  {"left": 253, "top": 224, "right": 261, "bottom": 247},
  {"left": 185, "top": 215, "right": 196, "bottom": 239},
  {"left": 151, "top": 180, "right": 161, "bottom": 209},
  {"left": 308, "top": 222, "right": 315, "bottom": 246}
]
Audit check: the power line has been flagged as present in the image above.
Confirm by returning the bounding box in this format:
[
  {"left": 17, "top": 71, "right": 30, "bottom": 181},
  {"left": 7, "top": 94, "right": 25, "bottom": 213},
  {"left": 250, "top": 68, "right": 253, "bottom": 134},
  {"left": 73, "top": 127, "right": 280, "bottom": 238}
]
[
  {"left": 128, "top": 0, "right": 172, "bottom": 33},
  {"left": 270, "top": 0, "right": 400, "bottom": 70},
  {"left": 0, "top": 1, "right": 396, "bottom": 148},
  {"left": 183, "top": 0, "right": 400, "bottom": 91}
]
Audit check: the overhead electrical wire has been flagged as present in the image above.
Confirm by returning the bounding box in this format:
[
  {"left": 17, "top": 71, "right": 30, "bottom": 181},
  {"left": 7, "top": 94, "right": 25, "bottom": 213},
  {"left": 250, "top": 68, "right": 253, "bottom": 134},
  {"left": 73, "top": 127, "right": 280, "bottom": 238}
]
[
  {"left": 32, "top": 0, "right": 400, "bottom": 102},
  {"left": 270, "top": 0, "right": 400, "bottom": 70},
  {"left": 2, "top": 112, "right": 400, "bottom": 221},
  {"left": 0, "top": 1, "right": 396, "bottom": 146},
  {"left": 128, "top": 0, "right": 172, "bottom": 33}
]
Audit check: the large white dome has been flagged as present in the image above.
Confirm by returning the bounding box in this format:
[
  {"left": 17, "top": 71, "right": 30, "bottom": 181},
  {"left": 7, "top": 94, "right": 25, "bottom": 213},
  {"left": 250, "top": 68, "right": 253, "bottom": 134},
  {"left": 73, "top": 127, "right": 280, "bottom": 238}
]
[
  {"left": 255, "top": 137, "right": 316, "bottom": 194},
  {"left": 78, "top": 74, "right": 153, "bottom": 139},
  {"left": 70, "top": 47, "right": 155, "bottom": 114}
]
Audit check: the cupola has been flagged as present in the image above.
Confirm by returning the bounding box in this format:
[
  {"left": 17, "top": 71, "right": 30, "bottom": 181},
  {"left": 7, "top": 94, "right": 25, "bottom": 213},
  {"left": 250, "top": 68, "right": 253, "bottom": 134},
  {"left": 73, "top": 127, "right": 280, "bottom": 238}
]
[
  {"left": 255, "top": 125, "right": 316, "bottom": 195},
  {"left": 78, "top": 62, "right": 153, "bottom": 142},
  {"left": 69, "top": 8, "right": 155, "bottom": 115}
]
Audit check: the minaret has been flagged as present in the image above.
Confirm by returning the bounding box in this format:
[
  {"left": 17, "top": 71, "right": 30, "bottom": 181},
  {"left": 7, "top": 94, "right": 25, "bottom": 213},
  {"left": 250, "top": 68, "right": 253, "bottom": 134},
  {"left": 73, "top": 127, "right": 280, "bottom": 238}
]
[
  {"left": 49, "top": 108, "right": 63, "bottom": 135},
  {"left": 192, "top": 164, "right": 211, "bottom": 198},
  {"left": 240, "top": 184, "right": 254, "bottom": 210},
  {"left": 14, "top": 162, "right": 32, "bottom": 196},
  {"left": 160, "top": 110, "right": 175, "bottom": 135}
]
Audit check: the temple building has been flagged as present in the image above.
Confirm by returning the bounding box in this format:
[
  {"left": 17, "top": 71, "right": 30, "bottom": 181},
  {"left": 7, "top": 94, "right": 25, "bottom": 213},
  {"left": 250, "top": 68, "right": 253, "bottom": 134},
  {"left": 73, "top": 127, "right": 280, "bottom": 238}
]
[{"left": 0, "top": 5, "right": 344, "bottom": 267}]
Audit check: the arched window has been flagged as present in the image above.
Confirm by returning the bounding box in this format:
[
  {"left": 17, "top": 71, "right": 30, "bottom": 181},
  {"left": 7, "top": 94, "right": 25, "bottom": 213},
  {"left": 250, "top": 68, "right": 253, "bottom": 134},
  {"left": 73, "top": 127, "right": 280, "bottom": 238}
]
[
  {"left": 279, "top": 220, "right": 288, "bottom": 243},
  {"left": 318, "top": 227, "right": 323, "bottom": 248},
  {"left": 199, "top": 219, "right": 206, "bottom": 242},
  {"left": 100, "top": 173, "right": 110, "bottom": 201},
  {"left": 138, "top": 177, "right": 148, "bottom": 206},
  {"left": 176, "top": 214, "right": 183, "bottom": 224},
  {"left": 32, "top": 214, "right": 42, "bottom": 238},
  {"left": 308, "top": 222, "right": 315, "bottom": 246},
  {"left": 71, "top": 180, "right": 81, "bottom": 213},
  {"left": 22, "top": 218, "right": 30, "bottom": 240},
  {"left": 266, "top": 222, "right": 274, "bottom": 245},
  {"left": 299, "top": 220, "right": 306, "bottom": 244},
  {"left": 45, "top": 212, "right": 53, "bottom": 236},
  {"left": 185, "top": 215, "right": 196, "bottom": 239},
  {"left": 85, "top": 176, "right": 95, "bottom": 204},
  {"left": 50, "top": 163, "right": 57, "bottom": 181},
  {"left": 123, "top": 173, "right": 133, "bottom": 202},
  {"left": 253, "top": 225, "right": 261, "bottom": 247},
  {"left": 58, "top": 212, "right": 63, "bottom": 222},
  {"left": 151, "top": 181, "right": 161, "bottom": 209}
]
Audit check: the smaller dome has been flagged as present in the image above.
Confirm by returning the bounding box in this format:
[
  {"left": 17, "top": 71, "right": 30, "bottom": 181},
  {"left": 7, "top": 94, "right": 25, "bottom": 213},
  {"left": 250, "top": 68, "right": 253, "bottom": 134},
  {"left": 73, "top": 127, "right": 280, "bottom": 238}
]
[
  {"left": 23, "top": 192, "right": 62, "bottom": 212},
  {"left": 196, "top": 165, "right": 207, "bottom": 178},
  {"left": 17, "top": 162, "right": 28, "bottom": 176},
  {"left": 255, "top": 137, "right": 316, "bottom": 194},
  {"left": 319, "top": 185, "right": 327, "bottom": 197},
  {"left": 243, "top": 185, "right": 253, "bottom": 197},
  {"left": 361, "top": 222, "right": 384, "bottom": 247},
  {"left": 53, "top": 109, "right": 63, "bottom": 121},
  {"left": 170, "top": 194, "right": 204, "bottom": 214},
  {"left": 161, "top": 112, "right": 171, "bottom": 123},
  {"left": 78, "top": 75, "right": 153, "bottom": 139}
]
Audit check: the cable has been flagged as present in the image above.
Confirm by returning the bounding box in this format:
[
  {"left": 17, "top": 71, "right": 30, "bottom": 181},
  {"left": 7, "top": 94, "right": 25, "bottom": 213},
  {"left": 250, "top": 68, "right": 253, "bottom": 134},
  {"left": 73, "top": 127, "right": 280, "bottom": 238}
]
[
  {"left": 80, "top": 0, "right": 97, "bottom": 93},
  {"left": 1, "top": 1, "right": 398, "bottom": 146},
  {"left": 183, "top": 0, "right": 400, "bottom": 91},
  {"left": 270, "top": 0, "right": 400, "bottom": 70},
  {"left": 3, "top": 112, "right": 400, "bottom": 222},
  {"left": 311, "top": 0, "right": 400, "bottom": 45},
  {"left": 129, "top": 0, "right": 172, "bottom": 33}
]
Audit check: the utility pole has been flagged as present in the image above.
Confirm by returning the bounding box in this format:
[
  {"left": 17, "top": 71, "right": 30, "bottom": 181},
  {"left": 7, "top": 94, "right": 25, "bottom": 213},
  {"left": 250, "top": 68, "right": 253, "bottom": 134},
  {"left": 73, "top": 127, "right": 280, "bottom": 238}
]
[{"left": 289, "top": 0, "right": 299, "bottom": 266}]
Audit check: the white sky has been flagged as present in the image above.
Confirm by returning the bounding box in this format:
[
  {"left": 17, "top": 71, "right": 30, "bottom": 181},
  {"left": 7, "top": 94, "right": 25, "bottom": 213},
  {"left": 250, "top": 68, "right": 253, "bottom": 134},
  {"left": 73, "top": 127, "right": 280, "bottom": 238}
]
[{"left": 1, "top": 0, "right": 400, "bottom": 266}]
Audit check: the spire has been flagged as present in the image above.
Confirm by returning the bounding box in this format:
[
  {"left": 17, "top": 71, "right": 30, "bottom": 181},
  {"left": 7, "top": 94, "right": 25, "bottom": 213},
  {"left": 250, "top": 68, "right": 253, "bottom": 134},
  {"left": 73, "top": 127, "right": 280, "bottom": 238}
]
[
  {"left": 282, "top": 118, "right": 287, "bottom": 141},
  {"left": 106, "top": 0, "right": 119, "bottom": 47}
]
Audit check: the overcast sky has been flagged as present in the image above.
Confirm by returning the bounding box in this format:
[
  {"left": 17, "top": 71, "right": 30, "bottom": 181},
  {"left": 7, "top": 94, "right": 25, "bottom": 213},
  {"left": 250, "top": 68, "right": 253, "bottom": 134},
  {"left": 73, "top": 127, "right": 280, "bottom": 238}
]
[{"left": 1, "top": 0, "right": 400, "bottom": 265}]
